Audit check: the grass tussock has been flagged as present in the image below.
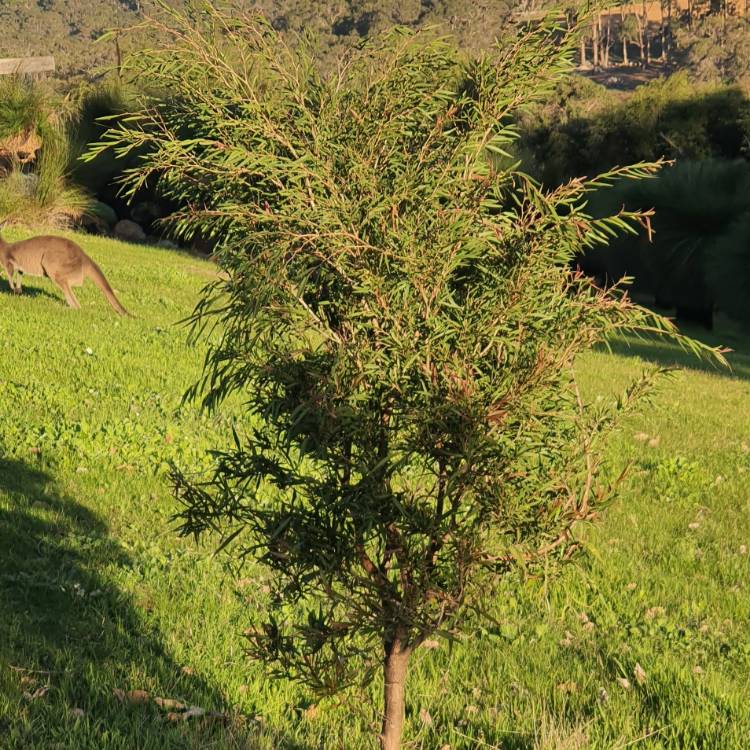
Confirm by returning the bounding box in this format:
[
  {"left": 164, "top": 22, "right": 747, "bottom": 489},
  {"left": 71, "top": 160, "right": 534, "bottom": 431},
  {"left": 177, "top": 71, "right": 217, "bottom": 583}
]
[{"left": 0, "top": 77, "right": 94, "bottom": 229}]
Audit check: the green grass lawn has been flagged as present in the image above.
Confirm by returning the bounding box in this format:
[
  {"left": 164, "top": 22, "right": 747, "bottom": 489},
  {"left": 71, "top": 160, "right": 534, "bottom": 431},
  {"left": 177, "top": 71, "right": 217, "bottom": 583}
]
[{"left": 0, "top": 228, "right": 748, "bottom": 749}]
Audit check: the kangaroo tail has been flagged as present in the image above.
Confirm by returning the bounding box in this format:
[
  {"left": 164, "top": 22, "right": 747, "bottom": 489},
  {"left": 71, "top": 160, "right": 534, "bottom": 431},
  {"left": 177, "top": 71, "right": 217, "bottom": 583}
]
[{"left": 84, "top": 259, "right": 132, "bottom": 317}]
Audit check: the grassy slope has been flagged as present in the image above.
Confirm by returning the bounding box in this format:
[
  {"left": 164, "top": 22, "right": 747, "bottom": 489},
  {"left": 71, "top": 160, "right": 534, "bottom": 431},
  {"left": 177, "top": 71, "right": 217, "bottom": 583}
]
[{"left": 0, "top": 229, "right": 748, "bottom": 749}]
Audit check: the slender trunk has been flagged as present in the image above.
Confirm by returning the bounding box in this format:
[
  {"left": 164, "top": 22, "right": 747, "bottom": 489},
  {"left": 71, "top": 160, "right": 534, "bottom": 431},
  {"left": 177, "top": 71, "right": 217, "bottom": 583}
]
[
  {"left": 666, "top": 0, "right": 672, "bottom": 61},
  {"left": 380, "top": 640, "right": 411, "bottom": 750},
  {"left": 115, "top": 34, "right": 122, "bottom": 81},
  {"left": 580, "top": 34, "right": 587, "bottom": 67},
  {"left": 638, "top": 15, "right": 645, "bottom": 65},
  {"left": 593, "top": 18, "right": 600, "bottom": 67},
  {"left": 604, "top": 17, "right": 611, "bottom": 67},
  {"left": 660, "top": 0, "right": 666, "bottom": 62},
  {"left": 623, "top": 35, "right": 629, "bottom": 65}
]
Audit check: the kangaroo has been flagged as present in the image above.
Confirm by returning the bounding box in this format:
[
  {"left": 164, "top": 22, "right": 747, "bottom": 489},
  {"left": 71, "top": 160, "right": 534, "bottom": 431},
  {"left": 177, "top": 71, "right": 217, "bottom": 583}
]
[{"left": 0, "top": 231, "right": 130, "bottom": 316}]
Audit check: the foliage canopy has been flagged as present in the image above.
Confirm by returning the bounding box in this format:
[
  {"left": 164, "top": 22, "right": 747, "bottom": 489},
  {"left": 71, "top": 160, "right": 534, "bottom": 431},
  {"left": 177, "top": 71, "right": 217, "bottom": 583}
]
[{"left": 93, "top": 4, "right": 725, "bottom": 747}]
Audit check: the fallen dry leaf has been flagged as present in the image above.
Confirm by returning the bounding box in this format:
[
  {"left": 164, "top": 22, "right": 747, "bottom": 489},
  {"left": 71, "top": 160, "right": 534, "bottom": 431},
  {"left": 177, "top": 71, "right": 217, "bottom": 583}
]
[
  {"left": 634, "top": 663, "right": 647, "bottom": 685},
  {"left": 556, "top": 681, "right": 579, "bottom": 694},
  {"left": 113, "top": 689, "right": 150, "bottom": 705},
  {"left": 183, "top": 706, "right": 206, "bottom": 720},
  {"left": 644, "top": 606, "right": 666, "bottom": 621},
  {"left": 71, "top": 708, "right": 85, "bottom": 718},
  {"left": 166, "top": 706, "right": 206, "bottom": 722},
  {"left": 419, "top": 707, "right": 433, "bottom": 726},
  {"left": 634, "top": 432, "right": 649, "bottom": 442},
  {"left": 23, "top": 686, "right": 50, "bottom": 701},
  {"left": 154, "top": 697, "right": 186, "bottom": 711},
  {"left": 648, "top": 436, "right": 661, "bottom": 448},
  {"left": 617, "top": 677, "right": 631, "bottom": 690},
  {"left": 421, "top": 639, "right": 440, "bottom": 650},
  {"left": 181, "top": 665, "right": 195, "bottom": 676},
  {"left": 303, "top": 704, "right": 318, "bottom": 720}
]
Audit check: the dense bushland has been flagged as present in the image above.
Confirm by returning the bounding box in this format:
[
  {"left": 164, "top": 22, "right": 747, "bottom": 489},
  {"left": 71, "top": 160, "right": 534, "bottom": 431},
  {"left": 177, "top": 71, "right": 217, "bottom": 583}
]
[
  {"left": 519, "top": 72, "right": 750, "bottom": 185},
  {"left": 578, "top": 159, "right": 750, "bottom": 328},
  {"left": 518, "top": 73, "right": 750, "bottom": 326}
]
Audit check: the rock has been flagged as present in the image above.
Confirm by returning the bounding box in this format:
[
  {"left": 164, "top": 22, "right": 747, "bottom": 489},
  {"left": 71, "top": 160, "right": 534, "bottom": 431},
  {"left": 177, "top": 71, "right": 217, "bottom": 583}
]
[
  {"left": 131, "top": 201, "right": 163, "bottom": 226},
  {"left": 87, "top": 201, "right": 118, "bottom": 228},
  {"left": 191, "top": 232, "right": 218, "bottom": 256},
  {"left": 114, "top": 219, "right": 147, "bottom": 243}
]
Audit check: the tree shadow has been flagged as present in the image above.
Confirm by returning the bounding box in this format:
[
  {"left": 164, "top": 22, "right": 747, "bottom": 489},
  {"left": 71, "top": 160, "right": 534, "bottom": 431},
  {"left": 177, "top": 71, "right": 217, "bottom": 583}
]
[
  {"left": 601, "top": 323, "right": 750, "bottom": 381},
  {"left": 0, "top": 456, "right": 306, "bottom": 749}
]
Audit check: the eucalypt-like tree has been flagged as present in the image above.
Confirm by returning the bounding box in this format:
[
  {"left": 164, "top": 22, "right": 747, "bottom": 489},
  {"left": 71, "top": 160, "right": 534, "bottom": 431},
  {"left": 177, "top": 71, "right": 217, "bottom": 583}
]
[{"left": 93, "top": 4, "right": 724, "bottom": 748}]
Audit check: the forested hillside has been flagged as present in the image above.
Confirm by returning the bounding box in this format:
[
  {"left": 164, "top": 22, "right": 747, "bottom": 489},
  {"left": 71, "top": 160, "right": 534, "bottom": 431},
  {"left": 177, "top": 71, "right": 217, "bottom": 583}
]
[
  {"left": 0, "top": 0, "right": 135, "bottom": 81},
  {"left": 0, "top": 0, "right": 516, "bottom": 83},
  {"left": 5, "top": 0, "right": 750, "bottom": 86}
]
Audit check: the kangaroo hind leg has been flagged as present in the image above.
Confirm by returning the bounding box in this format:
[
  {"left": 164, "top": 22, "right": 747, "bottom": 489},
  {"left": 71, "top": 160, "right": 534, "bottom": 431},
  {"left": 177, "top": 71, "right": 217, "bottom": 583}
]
[{"left": 54, "top": 277, "right": 81, "bottom": 309}]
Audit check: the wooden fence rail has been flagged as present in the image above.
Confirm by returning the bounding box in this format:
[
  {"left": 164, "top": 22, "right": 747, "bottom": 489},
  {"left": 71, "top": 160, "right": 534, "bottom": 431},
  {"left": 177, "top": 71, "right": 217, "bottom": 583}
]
[{"left": 0, "top": 57, "right": 55, "bottom": 76}]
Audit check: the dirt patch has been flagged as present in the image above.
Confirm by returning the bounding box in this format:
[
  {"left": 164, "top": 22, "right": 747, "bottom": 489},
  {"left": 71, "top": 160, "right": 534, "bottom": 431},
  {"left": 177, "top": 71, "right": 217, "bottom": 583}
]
[{"left": 581, "top": 64, "right": 669, "bottom": 91}]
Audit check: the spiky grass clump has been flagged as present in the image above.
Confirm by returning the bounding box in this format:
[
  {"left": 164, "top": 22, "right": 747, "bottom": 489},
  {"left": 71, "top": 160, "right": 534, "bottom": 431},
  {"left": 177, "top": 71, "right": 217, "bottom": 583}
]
[
  {"left": 0, "top": 77, "right": 46, "bottom": 141},
  {"left": 0, "top": 78, "right": 93, "bottom": 228}
]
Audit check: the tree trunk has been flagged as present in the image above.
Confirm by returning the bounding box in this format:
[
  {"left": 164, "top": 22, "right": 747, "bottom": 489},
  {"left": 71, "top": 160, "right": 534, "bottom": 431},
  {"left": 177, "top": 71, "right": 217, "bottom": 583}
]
[
  {"left": 660, "top": 0, "right": 666, "bottom": 62},
  {"left": 580, "top": 35, "right": 587, "bottom": 67},
  {"left": 380, "top": 640, "right": 411, "bottom": 750},
  {"left": 638, "top": 16, "right": 645, "bottom": 66},
  {"left": 593, "top": 20, "right": 600, "bottom": 67}
]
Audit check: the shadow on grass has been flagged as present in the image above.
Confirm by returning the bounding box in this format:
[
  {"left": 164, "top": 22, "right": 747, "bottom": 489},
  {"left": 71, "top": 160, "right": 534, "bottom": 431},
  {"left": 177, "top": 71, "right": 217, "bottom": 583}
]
[
  {"left": 0, "top": 280, "right": 60, "bottom": 303},
  {"left": 0, "top": 457, "right": 304, "bottom": 749},
  {"left": 601, "top": 322, "right": 750, "bottom": 381}
]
